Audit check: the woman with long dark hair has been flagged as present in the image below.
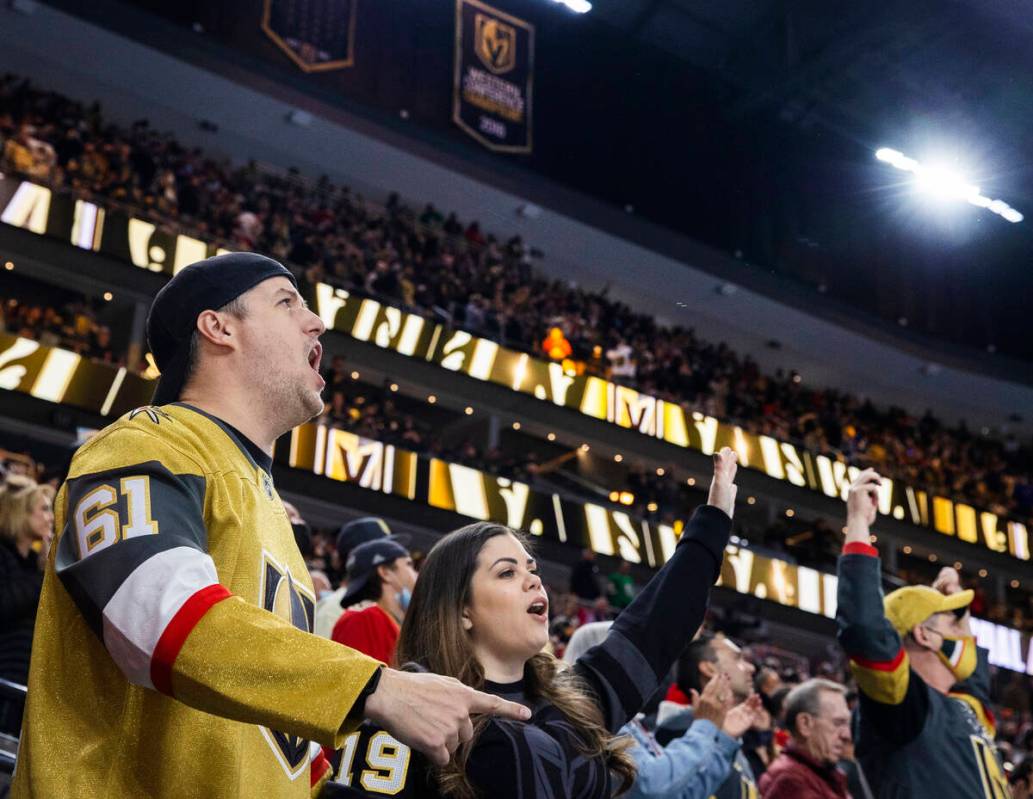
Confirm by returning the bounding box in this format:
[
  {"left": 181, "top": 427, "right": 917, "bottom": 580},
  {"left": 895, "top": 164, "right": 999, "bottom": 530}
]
[{"left": 327, "top": 449, "right": 737, "bottom": 799}]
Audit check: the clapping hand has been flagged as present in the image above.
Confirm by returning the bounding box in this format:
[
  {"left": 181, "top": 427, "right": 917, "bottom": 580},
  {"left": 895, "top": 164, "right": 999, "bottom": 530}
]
[
  {"left": 723, "top": 694, "right": 764, "bottom": 739},
  {"left": 690, "top": 672, "right": 732, "bottom": 729}
]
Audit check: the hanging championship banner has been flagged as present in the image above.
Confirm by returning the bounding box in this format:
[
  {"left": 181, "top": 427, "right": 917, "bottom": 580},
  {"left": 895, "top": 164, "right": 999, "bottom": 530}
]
[
  {"left": 453, "top": 0, "right": 534, "bottom": 153},
  {"left": 261, "top": 0, "right": 357, "bottom": 72}
]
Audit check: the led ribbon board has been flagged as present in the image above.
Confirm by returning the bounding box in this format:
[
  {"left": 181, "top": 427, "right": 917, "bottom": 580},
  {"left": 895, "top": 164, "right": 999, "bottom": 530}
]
[
  {"left": 280, "top": 422, "right": 1032, "bottom": 674},
  {"left": 0, "top": 333, "right": 151, "bottom": 417},
  {"left": 311, "top": 283, "right": 1030, "bottom": 563}
]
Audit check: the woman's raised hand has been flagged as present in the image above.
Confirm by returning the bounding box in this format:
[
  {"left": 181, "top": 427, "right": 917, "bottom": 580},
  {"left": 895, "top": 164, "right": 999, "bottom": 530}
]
[{"left": 707, "top": 447, "right": 739, "bottom": 519}]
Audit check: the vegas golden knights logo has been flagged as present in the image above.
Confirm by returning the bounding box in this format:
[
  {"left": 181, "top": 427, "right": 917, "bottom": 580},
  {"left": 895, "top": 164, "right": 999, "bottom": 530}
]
[
  {"left": 259, "top": 552, "right": 316, "bottom": 777},
  {"left": 475, "top": 13, "right": 516, "bottom": 74}
]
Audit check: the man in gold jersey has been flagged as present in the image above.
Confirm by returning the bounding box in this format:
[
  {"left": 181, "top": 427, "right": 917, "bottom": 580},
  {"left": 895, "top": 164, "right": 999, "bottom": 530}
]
[{"left": 12, "top": 253, "right": 529, "bottom": 799}]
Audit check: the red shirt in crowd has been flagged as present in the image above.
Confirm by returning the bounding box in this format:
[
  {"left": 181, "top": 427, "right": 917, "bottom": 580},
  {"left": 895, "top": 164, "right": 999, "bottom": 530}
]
[
  {"left": 331, "top": 604, "right": 401, "bottom": 666},
  {"left": 758, "top": 744, "right": 852, "bottom": 799}
]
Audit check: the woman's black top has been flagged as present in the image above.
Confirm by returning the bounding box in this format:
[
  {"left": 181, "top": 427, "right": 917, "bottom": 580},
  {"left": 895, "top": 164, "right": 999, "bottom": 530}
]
[
  {"left": 0, "top": 537, "right": 43, "bottom": 734},
  {"left": 324, "top": 505, "right": 731, "bottom": 799}
]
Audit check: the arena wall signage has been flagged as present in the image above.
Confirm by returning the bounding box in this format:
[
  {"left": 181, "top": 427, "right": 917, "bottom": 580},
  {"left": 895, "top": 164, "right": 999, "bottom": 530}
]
[
  {"left": 0, "top": 176, "right": 231, "bottom": 274},
  {"left": 0, "top": 333, "right": 151, "bottom": 418},
  {"left": 453, "top": 0, "right": 535, "bottom": 153},
  {"left": 261, "top": 0, "right": 358, "bottom": 73},
  {"left": 282, "top": 423, "right": 1033, "bottom": 675},
  {"left": 282, "top": 422, "right": 840, "bottom": 618},
  {"left": 309, "top": 284, "right": 1031, "bottom": 564},
  {"left": 0, "top": 175, "right": 1029, "bottom": 564}
]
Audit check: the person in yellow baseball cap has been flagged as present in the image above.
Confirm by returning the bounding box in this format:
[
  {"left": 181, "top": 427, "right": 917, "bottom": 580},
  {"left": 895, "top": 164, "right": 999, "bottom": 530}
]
[
  {"left": 835, "top": 468, "right": 1007, "bottom": 799},
  {"left": 883, "top": 582, "right": 978, "bottom": 685}
]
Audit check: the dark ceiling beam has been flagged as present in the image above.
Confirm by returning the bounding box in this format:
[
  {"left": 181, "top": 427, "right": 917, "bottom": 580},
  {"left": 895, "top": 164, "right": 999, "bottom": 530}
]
[
  {"left": 628, "top": 0, "right": 663, "bottom": 38},
  {"left": 657, "top": 2, "right": 735, "bottom": 41},
  {"left": 727, "top": 0, "right": 905, "bottom": 119}
]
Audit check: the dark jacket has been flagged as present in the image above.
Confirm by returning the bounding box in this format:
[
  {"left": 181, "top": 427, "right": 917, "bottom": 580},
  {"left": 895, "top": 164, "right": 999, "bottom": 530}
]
[
  {"left": 759, "top": 745, "right": 851, "bottom": 799},
  {"left": 0, "top": 537, "right": 43, "bottom": 733},
  {"left": 569, "top": 558, "right": 602, "bottom": 600},
  {"left": 837, "top": 544, "right": 1008, "bottom": 798}
]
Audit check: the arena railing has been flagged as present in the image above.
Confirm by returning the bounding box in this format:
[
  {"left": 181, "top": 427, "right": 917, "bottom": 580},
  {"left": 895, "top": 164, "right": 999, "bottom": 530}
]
[{"left": 0, "top": 678, "right": 26, "bottom": 774}]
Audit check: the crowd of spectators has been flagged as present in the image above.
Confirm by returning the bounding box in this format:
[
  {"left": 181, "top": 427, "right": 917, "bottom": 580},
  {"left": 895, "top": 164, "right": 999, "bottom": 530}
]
[
  {"left": 0, "top": 294, "right": 122, "bottom": 366},
  {"left": 319, "top": 358, "right": 544, "bottom": 481},
  {"left": 3, "top": 72, "right": 1033, "bottom": 530}
]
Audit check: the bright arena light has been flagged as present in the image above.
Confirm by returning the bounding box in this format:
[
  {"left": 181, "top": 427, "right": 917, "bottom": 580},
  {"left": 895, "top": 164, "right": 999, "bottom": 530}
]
[
  {"left": 875, "top": 147, "right": 1023, "bottom": 223},
  {"left": 551, "top": 0, "right": 592, "bottom": 12}
]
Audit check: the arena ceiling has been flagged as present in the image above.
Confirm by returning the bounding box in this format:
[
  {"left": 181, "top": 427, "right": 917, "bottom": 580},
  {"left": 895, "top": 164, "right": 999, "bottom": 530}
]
[
  {"left": 587, "top": 0, "right": 1033, "bottom": 360},
  {"left": 592, "top": 0, "right": 1031, "bottom": 153}
]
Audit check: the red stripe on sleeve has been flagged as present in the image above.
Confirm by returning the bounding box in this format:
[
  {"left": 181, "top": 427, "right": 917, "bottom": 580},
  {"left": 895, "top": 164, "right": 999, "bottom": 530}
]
[
  {"left": 150, "top": 584, "right": 232, "bottom": 696},
  {"left": 310, "top": 750, "right": 332, "bottom": 787},
  {"left": 852, "top": 647, "right": 906, "bottom": 672},
  {"left": 843, "top": 541, "right": 879, "bottom": 557}
]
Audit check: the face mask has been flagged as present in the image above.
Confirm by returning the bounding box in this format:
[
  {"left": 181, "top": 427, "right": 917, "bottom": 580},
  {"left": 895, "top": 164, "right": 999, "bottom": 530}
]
[
  {"left": 396, "top": 587, "right": 412, "bottom": 611},
  {"left": 935, "top": 633, "right": 977, "bottom": 681},
  {"left": 318, "top": 590, "right": 334, "bottom": 601}
]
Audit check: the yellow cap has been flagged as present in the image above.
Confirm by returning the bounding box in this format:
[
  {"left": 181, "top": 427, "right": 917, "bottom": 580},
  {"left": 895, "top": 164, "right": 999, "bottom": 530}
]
[{"left": 883, "top": 585, "right": 974, "bottom": 636}]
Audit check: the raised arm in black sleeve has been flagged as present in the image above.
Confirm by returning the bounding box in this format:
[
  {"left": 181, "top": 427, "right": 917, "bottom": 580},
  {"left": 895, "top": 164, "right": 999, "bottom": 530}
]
[{"left": 575, "top": 504, "right": 731, "bottom": 732}]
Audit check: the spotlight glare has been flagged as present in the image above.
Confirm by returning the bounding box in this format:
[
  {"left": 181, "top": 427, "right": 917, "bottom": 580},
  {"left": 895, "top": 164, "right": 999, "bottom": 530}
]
[
  {"left": 875, "top": 146, "right": 1022, "bottom": 223},
  {"left": 552, "top": 0, "right": 591, "bottom": 12}
]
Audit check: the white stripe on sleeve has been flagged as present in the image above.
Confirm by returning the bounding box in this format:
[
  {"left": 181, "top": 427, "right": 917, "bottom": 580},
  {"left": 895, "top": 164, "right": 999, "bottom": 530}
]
[{"left": 101, "top": 546, "right": 220, "bottom": 688}]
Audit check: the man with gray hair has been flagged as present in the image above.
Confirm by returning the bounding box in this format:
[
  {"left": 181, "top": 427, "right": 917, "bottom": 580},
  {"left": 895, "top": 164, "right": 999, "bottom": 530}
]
[{"left": 758, "top": 679, "right": 853, "bottom": 799}]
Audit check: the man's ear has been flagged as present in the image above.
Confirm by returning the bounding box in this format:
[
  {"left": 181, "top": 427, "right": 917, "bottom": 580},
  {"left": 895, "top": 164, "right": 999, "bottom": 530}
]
[
  {"left": 377, "top": 563, "right": 399, "bottom": 590},
  {"left": 911, "top": 624, "right": 935, "bottom": 650},
  {"left": 698, "top": 659, "right": 717, "bottom": 681},
  {"left": 195, "top": 309, "right": 238, "bottom": 350},
  {"left": 796, "top": 712, "right": 815, "bottom": 739}
]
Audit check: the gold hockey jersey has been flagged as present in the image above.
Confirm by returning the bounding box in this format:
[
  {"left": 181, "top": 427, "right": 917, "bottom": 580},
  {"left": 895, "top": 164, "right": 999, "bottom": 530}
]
[{"left": 12, "top": 404, "right": 380, "bottom": 799}]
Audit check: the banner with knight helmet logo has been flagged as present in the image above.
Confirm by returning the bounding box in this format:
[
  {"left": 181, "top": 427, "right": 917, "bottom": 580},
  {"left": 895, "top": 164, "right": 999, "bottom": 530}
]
[{"left": 453, "top": 0, "right": 535, "bottom": 153}]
